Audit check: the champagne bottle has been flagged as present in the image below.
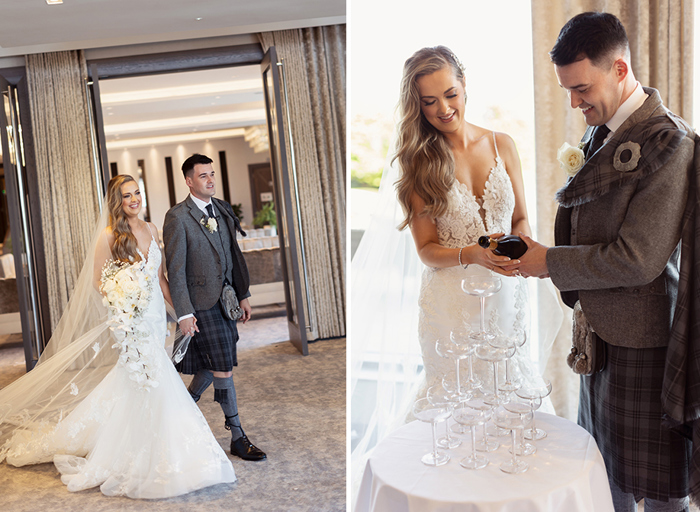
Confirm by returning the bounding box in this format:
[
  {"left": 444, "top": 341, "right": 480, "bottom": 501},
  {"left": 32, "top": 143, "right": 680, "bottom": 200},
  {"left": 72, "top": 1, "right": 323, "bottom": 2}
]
[{"left": 477, "top": 235, "right": 527, "bottom": 259}]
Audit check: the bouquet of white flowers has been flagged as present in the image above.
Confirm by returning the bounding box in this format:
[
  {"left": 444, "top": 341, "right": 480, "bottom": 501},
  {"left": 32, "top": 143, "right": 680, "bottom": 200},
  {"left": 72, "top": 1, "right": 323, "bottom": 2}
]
[{"left": 100, "top": 259, "right": 159, "bottom": 390}]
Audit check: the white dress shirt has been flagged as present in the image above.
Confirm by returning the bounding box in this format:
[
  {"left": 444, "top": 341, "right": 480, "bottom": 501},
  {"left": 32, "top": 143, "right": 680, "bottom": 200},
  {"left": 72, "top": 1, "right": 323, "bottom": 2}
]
[{"left": 603, "top": 81, "right": 648, "bottom": 141}]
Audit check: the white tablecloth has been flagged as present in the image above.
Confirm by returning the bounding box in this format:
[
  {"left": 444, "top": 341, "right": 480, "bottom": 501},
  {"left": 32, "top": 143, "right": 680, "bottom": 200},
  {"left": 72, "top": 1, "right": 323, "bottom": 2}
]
[{"left": 356, "top": 412, "right": 613, "bottom": 512}]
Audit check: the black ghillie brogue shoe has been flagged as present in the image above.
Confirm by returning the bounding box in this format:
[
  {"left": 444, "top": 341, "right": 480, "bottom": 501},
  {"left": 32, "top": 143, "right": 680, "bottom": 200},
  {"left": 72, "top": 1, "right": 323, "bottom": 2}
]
[{"left": 230, "top": 432, "right": 267, "bottom": 461}]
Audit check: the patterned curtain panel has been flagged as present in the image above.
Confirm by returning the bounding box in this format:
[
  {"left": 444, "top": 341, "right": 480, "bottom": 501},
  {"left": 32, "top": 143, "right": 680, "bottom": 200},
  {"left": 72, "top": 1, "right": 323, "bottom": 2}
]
[
  {"left": 25, "top": 50, "right": 100, "bottom": 330},
  {"left": 259, "top": 25, "right": 346, "bottom": 339},
  {"left": 530, "top": 0, "right": 693, "bottom": 418}
]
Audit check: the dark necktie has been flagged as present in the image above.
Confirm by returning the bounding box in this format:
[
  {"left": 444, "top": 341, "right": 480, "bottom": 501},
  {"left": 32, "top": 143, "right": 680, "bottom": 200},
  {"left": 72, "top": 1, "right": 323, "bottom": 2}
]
[
  {"left": 206, "top": 204, "right": 215, "bottom": 219},
  {"left": 586, "top": 124, "right": 611, "bottom": 159}
]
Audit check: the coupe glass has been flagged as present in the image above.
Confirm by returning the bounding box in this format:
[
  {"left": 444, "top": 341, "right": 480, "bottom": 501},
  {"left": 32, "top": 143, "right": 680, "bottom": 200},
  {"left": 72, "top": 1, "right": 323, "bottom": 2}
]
[
  {"left": 442, "top": 374, "right": 472, "bottom": 436},
  {"left": 490, "top": 329, "right": 526, "bottom": 393},
  {"left": 435, "top": 331, "right": 472, "bottom": 401},
  {"left": 504, "top": 396, "right": 537, "bottom": 456},
  {"left": 492, "top": 406, "right": 533, "bottom": 474},
  {"left": 461, "top": 397, "right": 499, "bottom": 452},
  {"left": 516, "top": 378, "right": 552, "bottom": 441},
  {"left": 474, "top": 343, "right": 515, "bottom": 406},
  {"left": 452, "top": 404, "right": 490, "bottom": 469},
  {"left": 461, "top": 272, "right": 502, "bottom": 343},
  {"left": 427, "top": 383, "right": 461, "bottom": 449},
  {"left": 413, "top": 397, "right": 451, "bottom": 466}
]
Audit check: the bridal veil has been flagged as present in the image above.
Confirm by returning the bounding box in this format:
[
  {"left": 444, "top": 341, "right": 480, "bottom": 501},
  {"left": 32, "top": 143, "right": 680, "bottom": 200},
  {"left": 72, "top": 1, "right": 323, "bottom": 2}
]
[{"left": 0, "top": 200, "right": 188, "bottom": 460}]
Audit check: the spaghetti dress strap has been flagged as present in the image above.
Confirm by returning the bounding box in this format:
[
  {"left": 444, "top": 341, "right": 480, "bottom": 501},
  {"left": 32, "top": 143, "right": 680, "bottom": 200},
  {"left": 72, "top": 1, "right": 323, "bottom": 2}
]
[
  {"left": 146, "top": 222, "right": 156, "bottom": 241},
  {"left": 492, "top": 131, "right": 500, "bottom": 160}
]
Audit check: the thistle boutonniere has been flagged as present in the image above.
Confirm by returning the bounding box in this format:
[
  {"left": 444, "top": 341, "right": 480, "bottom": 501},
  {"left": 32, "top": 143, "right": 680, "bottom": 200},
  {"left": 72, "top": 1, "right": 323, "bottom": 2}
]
[
  {"left": 201, "top": 216, "right": 218, "bottom": 233},
  {"left": 557, "top": 141, "right": 586, "bottom": 178}
]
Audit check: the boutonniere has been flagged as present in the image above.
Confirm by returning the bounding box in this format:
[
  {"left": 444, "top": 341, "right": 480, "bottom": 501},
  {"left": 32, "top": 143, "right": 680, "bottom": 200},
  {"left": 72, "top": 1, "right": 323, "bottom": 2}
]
[
  {"left": 201, "top": 216, "right": 218, "bottom": 233},
  {"left": 557, "top": 141, "right": 586, "bottom": 178}
]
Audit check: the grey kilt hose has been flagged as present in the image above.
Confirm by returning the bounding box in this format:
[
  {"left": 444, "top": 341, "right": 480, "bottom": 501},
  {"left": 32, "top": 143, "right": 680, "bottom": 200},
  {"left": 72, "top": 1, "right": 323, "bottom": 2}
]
[
  {"left": 176, "top": 303, "right": 239, "bottom": 374},
  {"left": 579, "top": 340, "right": 690, "bottom": 500}
]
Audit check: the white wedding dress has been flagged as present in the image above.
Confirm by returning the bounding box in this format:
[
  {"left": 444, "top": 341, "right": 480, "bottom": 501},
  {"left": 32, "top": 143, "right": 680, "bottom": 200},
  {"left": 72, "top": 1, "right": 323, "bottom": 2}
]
[
  {"left": 1, "top": 236, "right": 236, "bottom": 499},
  {"left": 417, "top": 133, "right": 541, "bottom": 396}
]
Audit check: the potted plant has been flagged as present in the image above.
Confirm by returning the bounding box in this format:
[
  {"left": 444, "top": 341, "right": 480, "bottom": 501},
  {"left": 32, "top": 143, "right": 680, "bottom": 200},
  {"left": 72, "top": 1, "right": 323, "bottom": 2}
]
[
  {"left": 253, "top": 201, "right": 277, "bottom": 232},
  {"left": 231, "top": 203, "right": 244, "bottom": 222}
]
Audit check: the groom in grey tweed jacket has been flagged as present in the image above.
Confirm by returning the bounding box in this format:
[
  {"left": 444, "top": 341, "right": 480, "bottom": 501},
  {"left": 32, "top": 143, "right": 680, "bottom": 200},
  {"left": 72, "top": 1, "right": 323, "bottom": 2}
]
[
  {"left": 513, "top": 13, "right": 693, "bottom": 511},
  {"left": 163, "top": 153, "right": 266, "bottom": 461}
]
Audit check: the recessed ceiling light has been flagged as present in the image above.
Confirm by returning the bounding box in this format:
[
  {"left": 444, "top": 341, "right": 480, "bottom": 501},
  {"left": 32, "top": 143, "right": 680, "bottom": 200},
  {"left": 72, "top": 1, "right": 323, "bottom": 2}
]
[
  {"left": 195, "top": 17, "right": 202, "bottom": 21},
  {"left": 46, "top": 0, "right": 63, "bottom": 4}
]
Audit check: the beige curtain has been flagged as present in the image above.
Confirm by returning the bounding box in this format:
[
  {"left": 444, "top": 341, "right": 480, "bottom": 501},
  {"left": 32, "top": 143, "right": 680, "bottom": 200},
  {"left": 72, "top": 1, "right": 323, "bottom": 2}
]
[
  {"left": 531, "top": 0, "right": 693, "bottom": 418},
  {"left": 258, "top": 25, "right": 346, "bottom": 340},
  {"left": 25, "top": 50, "right": 100, "bottom": 330}
]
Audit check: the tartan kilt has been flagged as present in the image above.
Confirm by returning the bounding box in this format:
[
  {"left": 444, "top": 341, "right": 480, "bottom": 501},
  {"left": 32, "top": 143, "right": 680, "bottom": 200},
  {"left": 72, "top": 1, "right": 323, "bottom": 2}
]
[
  {"left": 579, "top": 340, "right": 690, "bottom": 500},
  {"left": 175, "top": 302, "right": 239, "bottom": 374}
]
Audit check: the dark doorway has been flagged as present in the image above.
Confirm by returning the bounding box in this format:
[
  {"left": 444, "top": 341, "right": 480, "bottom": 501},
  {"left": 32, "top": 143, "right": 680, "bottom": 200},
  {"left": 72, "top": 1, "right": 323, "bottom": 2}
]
[{"left": 248, "top": 162, "right": 273, "bottom": 216}]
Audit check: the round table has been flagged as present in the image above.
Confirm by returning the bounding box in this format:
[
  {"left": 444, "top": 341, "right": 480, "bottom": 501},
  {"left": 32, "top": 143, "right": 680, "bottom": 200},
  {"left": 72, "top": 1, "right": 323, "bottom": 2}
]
[{"left": 355, "top": 412, "right": 614, "bottom": 512}]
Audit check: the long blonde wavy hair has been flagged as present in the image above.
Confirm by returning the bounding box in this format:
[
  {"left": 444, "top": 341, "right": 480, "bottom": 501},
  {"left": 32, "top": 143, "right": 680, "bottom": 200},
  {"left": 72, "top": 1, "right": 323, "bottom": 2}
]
[
  {"left": 107, "top": 174, "right": 142, "bottom": 263},
  {"left": 394, "top": 46, "right": 466, "bottom": 230}
]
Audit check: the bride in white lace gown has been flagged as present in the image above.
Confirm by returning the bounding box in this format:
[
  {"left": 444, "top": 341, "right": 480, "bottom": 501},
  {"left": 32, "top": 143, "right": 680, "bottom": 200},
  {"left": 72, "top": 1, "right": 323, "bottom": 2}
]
[
  {"left": 394, "top": 46, "right": 541, "bottom": 395},
  {"left": 0, "top": 175, "right": 235, "bottom": 499}
]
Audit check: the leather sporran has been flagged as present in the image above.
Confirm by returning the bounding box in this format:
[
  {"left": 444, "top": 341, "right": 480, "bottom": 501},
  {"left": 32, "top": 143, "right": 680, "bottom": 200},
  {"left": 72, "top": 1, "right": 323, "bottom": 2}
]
[
  {"left": 220, "top": 282, "right": 243, "bottom": 321},
  {"left": 567, "top": 301, "right": 606, "bottom": 375}
]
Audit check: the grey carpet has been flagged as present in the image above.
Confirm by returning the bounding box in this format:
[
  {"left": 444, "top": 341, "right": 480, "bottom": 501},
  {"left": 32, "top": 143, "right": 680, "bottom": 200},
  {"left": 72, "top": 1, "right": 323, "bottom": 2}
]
[{"left": 0, "top": 315, "right": 346, "bottom": 511}]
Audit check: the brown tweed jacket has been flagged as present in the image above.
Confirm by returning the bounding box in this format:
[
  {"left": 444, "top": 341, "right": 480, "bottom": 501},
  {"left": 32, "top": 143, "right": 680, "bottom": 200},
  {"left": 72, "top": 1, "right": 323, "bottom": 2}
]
[{"left": 547, "top": 88, "right": 695, "bottom": 349}]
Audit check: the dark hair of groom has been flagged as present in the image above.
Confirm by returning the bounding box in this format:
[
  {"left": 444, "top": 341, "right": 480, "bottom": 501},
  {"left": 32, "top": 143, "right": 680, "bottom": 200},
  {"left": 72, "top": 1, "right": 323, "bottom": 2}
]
[
  {"left": 549, "top": 11, "right": 629, "bottom": 68},
  {"left": 181, "top": 153, "right": 214, "bottom": 178}
]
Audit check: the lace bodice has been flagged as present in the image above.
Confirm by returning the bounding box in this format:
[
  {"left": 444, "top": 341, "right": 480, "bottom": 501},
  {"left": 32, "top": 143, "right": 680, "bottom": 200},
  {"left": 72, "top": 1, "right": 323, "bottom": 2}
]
[
  {"left": 436, "top": 137, "right": 515, "bottom": 248},
  {"left": 136, "top": 235, "right": 161, "bottom": 280}
]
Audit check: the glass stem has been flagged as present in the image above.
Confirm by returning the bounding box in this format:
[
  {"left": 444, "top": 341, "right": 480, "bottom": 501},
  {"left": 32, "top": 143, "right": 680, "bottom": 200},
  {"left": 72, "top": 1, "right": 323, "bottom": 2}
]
[
  {"left": 531, "top": 402, "right": 537, "bottom": 438},
  {"left": 467, "top": 354, "right": 475, "bottom": 383},
  {"left": 504, "top": 358, "right": 512, "bottom": 386},
  {"left": 471, "top": 425, "right": 477, "bottom": 458},
  {"left": 511, "top": 429, "right": 517, "bottom": 467},
  {"left": 455, "top": 358, "right": 461, "bottom": 396},
  {"left": 431, "top": 421, "right": 439, "bottom": 460},
  {"left": 492, "top": 361, "right": 499, "bottom": 398},
  {"left": 518, "top": 425, "right": 524, "bottom": 453},
  {"left": 479, "top": 296, "right": 486, "bottom": 334}
]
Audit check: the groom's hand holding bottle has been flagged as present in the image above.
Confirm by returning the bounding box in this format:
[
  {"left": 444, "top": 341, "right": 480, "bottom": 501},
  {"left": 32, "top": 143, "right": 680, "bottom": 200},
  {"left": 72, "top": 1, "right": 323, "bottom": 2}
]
[{"left": 503, "top": 233, "right": 550, "bottom": 279}]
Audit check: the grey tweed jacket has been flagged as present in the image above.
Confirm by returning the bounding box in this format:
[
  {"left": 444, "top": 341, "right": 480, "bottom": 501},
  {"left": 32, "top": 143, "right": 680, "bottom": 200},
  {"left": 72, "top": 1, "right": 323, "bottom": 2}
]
[
  {"left": 163, "top": 195, "right": 250, "bottom": 319},
  {"left": 547, "top": 88, "right": 695, "bottom": 349}
]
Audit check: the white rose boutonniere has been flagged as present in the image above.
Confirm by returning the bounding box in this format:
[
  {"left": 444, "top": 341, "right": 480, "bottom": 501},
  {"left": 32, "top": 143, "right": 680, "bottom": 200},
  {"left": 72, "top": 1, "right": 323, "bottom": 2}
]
[
  {"left": 201, "top": 216, "right": 218, "bottom": 233},
  {"left": 557, "top": 142, "right": 586, "bottom": 178}
]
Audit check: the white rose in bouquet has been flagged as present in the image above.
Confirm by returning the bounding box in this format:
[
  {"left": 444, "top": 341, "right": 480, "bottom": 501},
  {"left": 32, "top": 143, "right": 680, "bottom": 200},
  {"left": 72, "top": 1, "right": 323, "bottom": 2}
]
[
  {"left": 101, "top": 279, "right": 117, "bottom": 294},
  {"left": 121, "top": 278, "right": 140, "bottom": 297},
  {"left": 106, "top": 289, "right": 120, "bottom": 306}
]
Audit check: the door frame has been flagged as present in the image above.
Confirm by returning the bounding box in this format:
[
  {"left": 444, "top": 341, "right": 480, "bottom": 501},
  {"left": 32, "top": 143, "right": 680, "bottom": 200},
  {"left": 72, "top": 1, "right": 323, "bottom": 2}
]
[
  {"left": 0, "top": 68, "right": 51, "bottom": 368},
  {"left": 87, "top": 43, "right": 310, "bottom": 355}
]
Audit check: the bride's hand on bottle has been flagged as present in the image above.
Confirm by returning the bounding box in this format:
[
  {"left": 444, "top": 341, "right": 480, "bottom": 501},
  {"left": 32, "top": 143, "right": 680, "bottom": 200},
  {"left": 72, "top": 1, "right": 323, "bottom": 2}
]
[{"left": 463, "top": 238, "right": 520, "bottom": 277}]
